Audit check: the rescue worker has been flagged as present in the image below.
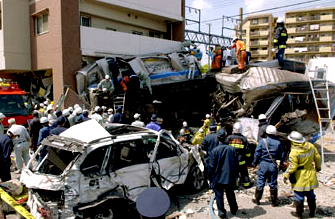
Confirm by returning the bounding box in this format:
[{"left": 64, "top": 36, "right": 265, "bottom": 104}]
[
  {"left": 283, "top": 131, "right": 321, "bottom": 218},
  {"left": 50, "top": 117, "right": 67, "bottom": 136},
  {"left": 231, "top": 37, "right": 246, "bottom": 73},
  {"left": 91, "top": 106, "right": 104, "bottom": 125},
  {"left": 138, "top": 71, "right": 152, "bottom": 95},
  {"left": 207, "top": 129, "right": 239, "bottom": 218},
  {"left": 258, "top": 114, "right": 268, "bottom": 141},
  {"left": 192, "top": 128, "right": 205, "bottom": 146},
  {"left": 8, "top": 118, "right": 31, "bottom": 174},
  {"left": 62, "top": 109, "right": 71, "bottom": 128},
  {"left": 81, "top": 110, "right": 91, "bottom": 122},
  {"left": 107, "top": 108, "right": 114, "bottom": 123},
  {"left": 273, "top": 17, "right": 288, "bottom": 67},
  {"left": 252, "top": 125, "right": 285, "bottom": 207},
  {"left": 0, "top": 112, "right": 5, "bottom": 134},
  {"left": 29, "top": 111, "right": 42, "bottom": 153},
  {"left": 225, "top": 122, "right": 251, "bottom": 188},
  {"left": 111, "top": 106, "right": 128, "bottom": 124},
  {"left": 47, "top": 104, "right": 57, "bottom": 126},
  {"left": 136, "top": 187, "right": 170, "bottom": 219},
  {"left": 119, "top": 75, "right": 130, "bottom": 92},
  {"left": 98, "top": 75, "right": 114, "bottom": 94},
  {"left": 201, "top": 124, "right": 220, "bottom": 160},
  {"left": 39, "top": 103, "right": 45, "bottom": 115},
  {"left": 73, "top": 107, "right": 83, "bottom": 125},
  {"left": 145, "top": 114, "right": 161, "bottom": 131},
  {"left": 202, "top": 114, "right": 211, "bottom": 135},
  {"left": 0, "top": 128, "right": 16, "bottom": 182},
  {"left": 187, "top": 51, "right": 198, "bottom": 80},
  {"left": 181, "top": 121, "right": 193, "bottom": 143},
  {"left": 37, "top": 117, "right": 52, "bottom": 163},
  {"left": 177, "top": 129, "right": 187, "bottom": 144},
  {"left": 131, "top": 113, "right": 145, "bottom": 127}
]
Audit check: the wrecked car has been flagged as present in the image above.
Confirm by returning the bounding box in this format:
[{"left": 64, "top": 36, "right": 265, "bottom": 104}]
[{"left": 21, "top": 120, "right": 204, "bottom": 218}]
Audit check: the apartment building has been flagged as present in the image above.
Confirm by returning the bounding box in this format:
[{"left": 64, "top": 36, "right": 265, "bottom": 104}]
[
  {"left": 241, "top": 14, "right": 276, "bottom": 62},
  {"left": 0, "top": 0, "right": 185, "bottom": 107},
  {"left": 285, "top": 7, "right": 335, "bottom": 63}
]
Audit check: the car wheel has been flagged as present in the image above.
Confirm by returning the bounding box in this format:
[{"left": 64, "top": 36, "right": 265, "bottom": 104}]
[{"left": 186, "top": 164, "right": 205, "bottom": 191}]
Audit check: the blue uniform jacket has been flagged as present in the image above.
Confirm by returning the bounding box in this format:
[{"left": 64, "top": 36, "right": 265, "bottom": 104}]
[
  {"left": 50, "top": 126, "right": 67, "bottom": 136},
  {"left": 0, "top": 134, "right": 14, "bottom": 165},
  {"left": 145, "top": 122, "right": 161, "bottom": 132},
  {"left": 37, "top": 126, "right": 53, "bottom": 146},
  {"left": 207, "top": 144, "right": 239, "bottom": 187},
  {"left": 253, "top": 136, "right": 284, "bottom": 166},
  {"left": 201, "top": 132, "right": 219, "bottom": 156},
  {"left": 112, "top": 112, "right": 127, "bottom": 124}
]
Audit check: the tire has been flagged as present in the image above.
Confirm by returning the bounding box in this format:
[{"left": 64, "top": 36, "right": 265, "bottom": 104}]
[{"left": 186, "top": 164, "right": 205, "bottom": 192}]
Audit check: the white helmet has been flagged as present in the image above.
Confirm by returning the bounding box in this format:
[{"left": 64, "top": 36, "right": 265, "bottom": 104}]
[
  {"left": 8, "top": 126, "right": 21, "bottom": 136},
  {"left": 199, "top": 128, "right": 204, "bottom": 133},
  {"left": 183, "top": 121, "right": 188, "bottom": 127},
  {"left": 94, "top": 106, "right": 101, "bottom": 112},
  {"left": 8, "top": 118, "right": 16, "bottom": 126},
  {"left": 277, "top": 17, "right": 284, "bottom": 23},
  {"left": 232, "top": 122, "right": 242, "bottom": 134},
  {"left": 0, "top": 112, "right": 5, "bottom": 119},
  {"left": 74, "top": 104, "right": 80, "bottom": 109},
  {"left": 47, "top": 104, "right": 54, "bottom": 112},
  {"left": 206, "top": 114, "right": 210, "bottom": 118},
  {"left": 134, "top": 113, "right": 141, "bottom": 119},
  {"left": 105, "top": 75, "right": 110, "bottom": 80},
  {"left": 62, "top": 109, "right": 70, "bottom": 117},
  {"left": 75, "top": 107, "right": 83, "bottom": 114},
  {"left": 258, "top": 114, "right": 266, "bottom": 120},
  {"left": 266, "top": 125, "right": 277, "bottom": 135},
  {"left": 180, "top": 129, "right": 185, "bottom": 135},
  {"left": 288, "top": 131, "right": 306, "bottom": 143},
  {"left": 232, "top": 37, "right": 238, "bottom": 42},
  {"left": 40, "top": 117, "right": 48, "bottom": 124}
]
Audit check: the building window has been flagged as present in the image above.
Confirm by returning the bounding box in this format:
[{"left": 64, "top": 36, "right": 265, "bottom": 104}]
[
  {"left": 80, "top": 16, "right": 91, "bottom": 27},
  {"left": 310, "top": 24, "right": 319, "bottom": 31},
  {"left": 261, "top": 18, "right": 268, "bottom": 23},
  {"left": 251, "top": 19, "right": 258, "bottom": 24},
  {"left": 149, "top": 31, "right": 161, "bottom": 38},
  {"left": 132, "top": 31, "right": 143, "bottom": 35},
  {"left": 35, "top": 13, "right": 49, "bottom": 35}
]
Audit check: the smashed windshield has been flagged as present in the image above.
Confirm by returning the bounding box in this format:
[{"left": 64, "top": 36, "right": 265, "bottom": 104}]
[
  {"left": 31, "top": 146, "right": 81, "bottom": 175},
  {"left": 0, "top": 94, "right": 32, "bottom": 116}
]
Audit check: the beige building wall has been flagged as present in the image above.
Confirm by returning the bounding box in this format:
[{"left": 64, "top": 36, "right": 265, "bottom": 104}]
[
  {"left": 242, "top": 14, "right": 276, "bottom": 62},
  {"left": 0, "top": 0, "right": 31, "bottom": 71},
  {"left": 285, "top": 7, "right": 335, "bottom": 63}
]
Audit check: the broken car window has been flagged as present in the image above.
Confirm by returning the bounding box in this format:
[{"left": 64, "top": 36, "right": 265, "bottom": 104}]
[
  {"left": 33, "top": 147, "right": 80, "bottom": 175},
  {"left": 80, "top": 146, "right": 108, "bottom": 177},
  {"left": 156, "top": 136, "right": 178, "bottom": 160}
]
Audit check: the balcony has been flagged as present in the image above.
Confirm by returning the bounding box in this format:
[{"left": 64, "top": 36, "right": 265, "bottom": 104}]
[
  {"left": 80, "top": 26, "right": 181, "bottom": 56},
  {"left": 320, "top": 25, "right": 333, "bottom": 31},
  {"left": 285, "top": 48, "right": 295, "bottom": 53},
  {"left": 287, "top": 28, "right": 296, "bottom": 33},
  {"left": 285, "top": 17, "right": 296, "bottom": 23},
  {"left": 320, "top": 14, "right": 333, "bottom": 20},
  {"left": 259, "top": 50, "right": 268, "bottom": 55},
  {"left": 250, "top": 31, "right": 259, "bottom": 36},
  {"left": 259, "top": 40, "right": 268, "bottom": 46},
  {"left": 320, "top": 36, "right": 332, "bottom": 41},
  {"left": 319, "top": 47, "right": 332, "bottom": 52},
  {"left": 93, "top": 0, "right": 182, "bottom": 21},
  {"left": 287, "top": 38, "right": 295, "bottom": 44},
  {"left": 259, "top": 30, "right": 269, "bottom": 36}
]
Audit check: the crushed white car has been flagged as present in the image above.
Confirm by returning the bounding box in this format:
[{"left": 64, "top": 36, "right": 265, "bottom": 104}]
[{"left": 20, "top": 120, "right": 204, "bottom": 218}]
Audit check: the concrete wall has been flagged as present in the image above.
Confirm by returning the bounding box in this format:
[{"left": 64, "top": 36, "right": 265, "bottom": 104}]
[
  {"left": 0, "top": 0, "right": 31, "bottom": 70},
  {"left": 81, "top": 26, "right": 182, "bottom": 56},
  {"left": 30, "top": 0, "right": 81, "bottom": 107},
  {"left": 93, "top": 0, "right": 182, "bottom": 21}
]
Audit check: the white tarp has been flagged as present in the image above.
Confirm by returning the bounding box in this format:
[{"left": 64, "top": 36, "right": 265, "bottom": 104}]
[{"left": 60, "top": 120, "right": 110, "bottom": 143}]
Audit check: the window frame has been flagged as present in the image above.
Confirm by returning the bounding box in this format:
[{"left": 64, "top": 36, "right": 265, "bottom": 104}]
[
  {"left": 35, "top": 13, "right": 49, "bottom": 35},
  {"left": 80, "top": 15, "right": 91, "bottom": 27}
]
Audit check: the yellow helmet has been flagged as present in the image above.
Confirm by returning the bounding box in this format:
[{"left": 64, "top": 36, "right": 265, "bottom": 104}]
[{"left": 190, "top": 51, "right": 195, "bottom": 55}]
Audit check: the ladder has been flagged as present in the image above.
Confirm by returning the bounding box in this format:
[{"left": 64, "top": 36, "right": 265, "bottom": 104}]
[
  {"left": 113, "top": 93, "right": 126, "bottom": 113},
  {"left": 308, "top": 66, "right": 335, "bottom": 166}
]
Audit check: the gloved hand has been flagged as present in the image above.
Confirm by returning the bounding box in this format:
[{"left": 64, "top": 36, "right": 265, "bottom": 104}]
[
  {"left": 271, "top": 48, "right": 278, "bottom": 53},
  {"left": 283, "top": 177, "right": 288, "bottom": 184}
]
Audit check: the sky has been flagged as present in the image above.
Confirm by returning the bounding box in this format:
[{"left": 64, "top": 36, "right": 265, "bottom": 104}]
[
  {"left": 185, "top": 0, "right": 335, "bottom": 65},
  {"left": 185, "top": 0, "right": 335, "bottom": 37}
]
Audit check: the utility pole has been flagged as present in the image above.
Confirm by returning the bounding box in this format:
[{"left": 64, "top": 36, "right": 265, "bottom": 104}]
[
  {"left": 239, "top": 7, "right": 243, "bottom": 38},
  {"left": 207, "top": 23, "right": 211, "bottom": 72}
]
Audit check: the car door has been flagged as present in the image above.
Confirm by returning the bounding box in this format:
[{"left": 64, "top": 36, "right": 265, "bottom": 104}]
[
  {"left": 109, "top": 138, "right": 151, "bottom": 202},
  {"left": 78, "top": 145, "right": 118, "bottom": 204},
  {"left": 150, "top": 130, "right": 190, "bottom": 190}
]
